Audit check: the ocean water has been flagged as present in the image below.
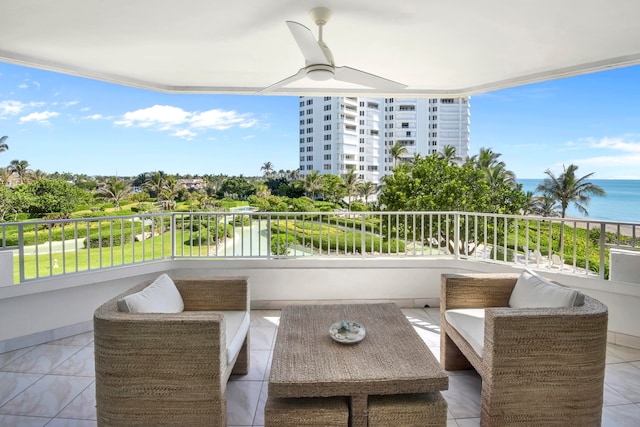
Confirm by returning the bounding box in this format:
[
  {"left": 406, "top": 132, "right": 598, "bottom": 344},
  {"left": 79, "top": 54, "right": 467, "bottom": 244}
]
[{"left": 519, "top": 179, "right": 640, "bottom": 223}]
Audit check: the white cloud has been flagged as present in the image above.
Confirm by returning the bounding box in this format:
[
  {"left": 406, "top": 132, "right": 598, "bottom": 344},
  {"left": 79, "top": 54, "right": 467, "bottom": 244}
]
[
  {"left": 82, "top": 114, "right": 112, "bottom": 120},
  {"left": 64, "top": 101, "right": 80, "bottom": 107},
  {"left": 18, "top": 83, "right": 28, "bottom": 89},
  {"left": 0, "top": 100, "right": 26, "bottom": 116},
  {"left": 172, "top": 129, "right": 197, "bottom": 140},
  {"left": 19, "top": 111, "right": 60, "bottom": 125},
  {"left": 114, "top": 104, "right": 258, "bottom": 138},
  {"left": 81, "top": 107, "right": 91, "bottom": 112}
]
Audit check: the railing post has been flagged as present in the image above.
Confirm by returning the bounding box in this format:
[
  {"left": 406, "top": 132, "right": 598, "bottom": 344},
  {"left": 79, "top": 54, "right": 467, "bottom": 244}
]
[
  {"left": 266, "top": 215, "right": 272, "bottom": 259},
  {"left": 599, "top": 223, "right": 606, "bottom": 279},
  {"left": 171, "top": 214, "right": 176, "bottom": 260},
  {"left": 361, "top": 213, "right": 366, "bottom": 259},
  {"left": 18, "top": 224, "right": 25, "bottom": 284},
  {"left": 453, "top": 213, "right": 460, "bottom": 259}
]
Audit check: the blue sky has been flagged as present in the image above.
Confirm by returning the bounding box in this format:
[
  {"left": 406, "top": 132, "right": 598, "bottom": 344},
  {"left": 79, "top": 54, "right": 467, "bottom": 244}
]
[{"left": 1, "top": 62, "right": 639, "bottom": 179}]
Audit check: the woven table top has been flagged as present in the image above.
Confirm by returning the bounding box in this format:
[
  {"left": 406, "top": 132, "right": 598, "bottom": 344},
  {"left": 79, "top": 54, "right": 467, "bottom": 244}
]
[{"left": 269, "top": 303, "right": 448, "bottom": 398}]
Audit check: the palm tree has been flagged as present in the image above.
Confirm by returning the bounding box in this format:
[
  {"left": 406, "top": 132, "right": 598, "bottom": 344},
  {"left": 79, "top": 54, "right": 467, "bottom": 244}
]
[
  {"left": 302, "top": 170, "right": 323, "bottom": 200},
  {"left": 143, "top": 171, "right": 167, "bottom": 199},
  {"left": 0, "top": 167, "right": 11, "bottom": 185},
  {"left": 0, "top": 136, "right": 8, "bottom": 153},
  {"left": 96, "top": 178, "right": 133, "bottom": 211},
  {"left": 342, "top": 169, "right": 360, "bottom": 209},
  {"left": 160, "top": 176, "right": 182, "bottom": 209},
  {"left": 532, "top": 195, "right": 561, "bottom": 218},
  {"left": 29, "top": 169, "right": 48, "bottom": 182},
  {"left": 358, "top": 181, "right": 378, "bottom": 206},
  {"left": 438, "top": 145, "right": 461, "bottom": 164},
  {"left": 537, "top": 164, "right": 605, "bottom": 258},
  {"left": 260, "top": 161, "right": 274, "bottom": 178},
  {"left": 8, "top": 159, "right": 30, "bottom": 185},
  {"left": 389, "top": 141, "right": 408, "bottom": 167},
  {"left": 471, "top": 147, "right": 504, "bottom": 170},
  {"left": 536, "top": 164, "right": 606, "bottom": 218}
]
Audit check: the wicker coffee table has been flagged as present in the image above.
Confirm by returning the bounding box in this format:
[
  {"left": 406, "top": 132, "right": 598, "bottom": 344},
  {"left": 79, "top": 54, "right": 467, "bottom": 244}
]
[{"left": 268, "top": 303, "right": 448, "bottom": 427}]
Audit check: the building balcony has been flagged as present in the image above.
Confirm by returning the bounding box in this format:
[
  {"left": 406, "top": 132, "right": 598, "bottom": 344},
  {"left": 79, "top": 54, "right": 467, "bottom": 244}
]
[{"left": 1, "top": 211, "right": 640, "bottom": 425}]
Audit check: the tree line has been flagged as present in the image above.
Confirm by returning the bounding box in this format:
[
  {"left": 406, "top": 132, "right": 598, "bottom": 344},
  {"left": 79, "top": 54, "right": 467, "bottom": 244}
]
[{"left": 0, "top": 134, "right": 605, "bottom": 222}]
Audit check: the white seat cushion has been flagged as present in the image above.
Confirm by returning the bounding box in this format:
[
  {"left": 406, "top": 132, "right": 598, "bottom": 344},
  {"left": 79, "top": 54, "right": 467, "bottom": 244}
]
[
  {"left": 211, "top": 311, "right": 250, "bottom": 365},
  {"left": 117, "top": 274, "right": 184, "bottom": 313},
  {"left": 509, "top": 269, "right": 584, "bottom": 308},
  {"left": 445, "top": 308, "right": 485, "bottom": 357}
]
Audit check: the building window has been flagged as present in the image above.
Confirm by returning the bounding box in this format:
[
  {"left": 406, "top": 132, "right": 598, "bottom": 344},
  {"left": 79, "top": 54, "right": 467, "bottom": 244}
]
[
  {"left": 324, "top": 124, "right": 331, "bottom": 131},
  {"left": 306, "top": 146, "right": 313, "bottom": 152},
  {"left": 359, "top": 147, "right": 365, "bottom": 152},
  {"left": 324, "top": 154, "right": 331, "bottom": 160},
  {"left": 307, "top": 109, "right": 313, "bottom": 114},
  {"left": 359, "top": 156, "right": 364, "bottom": 161},
  {"left": 307, "top": 155, "right": 313, "bottom": 161},
  {"left": 324, "top": 144, "right": 331, "bottom": 150},
  {"left": 306, "top": 165, "right": 313, "bottom": 170},
  {"left": 300, "top": 111, "right": 304, "bottom": 116},
  {"left": 299, "top": 129, "right": 305, "bottom": 135},
  {"left": 300, "top": 156, "right": 305, "bottom": 161},
  {"left": 324, "top": 134, "right": 332, "bottom": 141},
  {"left": 441, "top": 98, "right": 454, "bottom": 104},
  {"left": 307, "top": 137, "right": 313, "bottom": 142},
  {"left": 324, "top": 164, "right": 331, "bottom": 170},
  {"left": 300, "top": 147, "right": 305, "bottom": 152},
  {"left": 324, "top": 96, "right": 331, "bottom": 101},
  {"left": 406, "top": 131, "right": 411, "bottom": 137},
  {"left": 399, "top": 105, "right": 415, "bottom": 111},
  {"left": 307, "top": 118, "right": 313, "bottom": 124},
  {"left": 359, "top": 165, "right": 364, "bottom": 171},
  {"left": 324, "top": 105, "right": 332, "bottom": 111},
  {"left": 299, "top": 101, "right": 304, "bottom": 107},
  {"left": 306, "top": 99, "right": 313, "bottom": 105},
  {"left": 360, "top": 138, "right": 365, "bottom": 143},
  {"left": 307, "top": 127, "right": 313, "bottom": 133},
  {"left": 401, "top": 122, "right": 409, "bottom": 128},
  {"left": 324, "top": 114, "right": 331, "bottom": 121}
]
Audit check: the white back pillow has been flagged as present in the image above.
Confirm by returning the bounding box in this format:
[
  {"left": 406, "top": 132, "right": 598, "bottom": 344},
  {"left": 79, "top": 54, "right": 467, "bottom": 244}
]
[
  {"left": 509, "top": 269, "right": 584, "bottom": 308},
  {"left": 117, "top": 273, "right": 184, "bottom": 313}
]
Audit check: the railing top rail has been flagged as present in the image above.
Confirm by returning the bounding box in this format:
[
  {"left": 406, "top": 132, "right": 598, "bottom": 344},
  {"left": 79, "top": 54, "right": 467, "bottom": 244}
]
[{"left": 1, "top": 211, "right": 638, "bottom": 227}]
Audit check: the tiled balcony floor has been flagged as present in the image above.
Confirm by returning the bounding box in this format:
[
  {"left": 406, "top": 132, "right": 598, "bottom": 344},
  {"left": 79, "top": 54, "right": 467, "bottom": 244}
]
[{"left": 1, "top": 308, "right": 640, "bottom": 426}]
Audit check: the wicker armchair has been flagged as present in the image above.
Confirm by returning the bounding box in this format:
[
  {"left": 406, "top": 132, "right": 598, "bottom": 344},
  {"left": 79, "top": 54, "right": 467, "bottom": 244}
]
[
  {"left": 441, "top": 273, "right": 608, "bottom": 426},
  {"left": 94, "top": 276, "right": 250, "bottom": 426}
]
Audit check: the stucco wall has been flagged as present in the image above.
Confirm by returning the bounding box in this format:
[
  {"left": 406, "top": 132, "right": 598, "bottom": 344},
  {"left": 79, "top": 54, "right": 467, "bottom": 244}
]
[{"left": 1, "top": 258, "right": 639, "bottom": 352}]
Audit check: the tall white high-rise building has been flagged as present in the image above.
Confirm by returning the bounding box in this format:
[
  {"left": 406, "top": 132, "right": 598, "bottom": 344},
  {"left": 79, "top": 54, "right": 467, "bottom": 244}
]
[{"left": 298, "top": 96, "right": 470, "bottom": 183}]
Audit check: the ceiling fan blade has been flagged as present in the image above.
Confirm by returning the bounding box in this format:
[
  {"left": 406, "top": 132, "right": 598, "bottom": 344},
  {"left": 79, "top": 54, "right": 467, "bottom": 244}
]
[
  {"left": 286, "top": 21, "right": 330, "bottom": 65},
  {"left": 256, "top": 68, "right": 306, "bottom": 94},
  {"left": 334, "top": 66, "right": 407, "bottom": 90}
]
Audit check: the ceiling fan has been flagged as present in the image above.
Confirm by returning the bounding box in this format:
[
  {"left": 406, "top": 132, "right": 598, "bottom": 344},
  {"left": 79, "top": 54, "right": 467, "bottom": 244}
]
[{"left": 257, "top": 7, "right": 407, "bottom": 93}]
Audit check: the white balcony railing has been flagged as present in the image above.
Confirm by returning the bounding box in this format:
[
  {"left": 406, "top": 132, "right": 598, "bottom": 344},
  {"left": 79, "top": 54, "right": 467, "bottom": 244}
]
[{"left": 1, "top": 211, "right": 638, "bottom": 285}]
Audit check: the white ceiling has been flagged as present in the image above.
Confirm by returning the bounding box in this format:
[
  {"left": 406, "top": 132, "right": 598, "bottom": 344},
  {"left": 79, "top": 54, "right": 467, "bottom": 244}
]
[{"left": 1, "top": 0, "right": 639, "bottom": 97}]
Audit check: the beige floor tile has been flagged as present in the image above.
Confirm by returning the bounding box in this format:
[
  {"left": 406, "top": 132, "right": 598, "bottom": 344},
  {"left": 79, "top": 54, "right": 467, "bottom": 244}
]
[
  {"left": 252, "top": 381, "right": 268, "bottom": 426},
  {"left": 50, "top": 348, "right": 95, "bottom": 377},
  {"left": 57, "top": 382, "right": 96, "bottom": 420},
  {"left": 0, "top": 347, "right": 36, "bottom": 369},
  {"left": 1, "top": 345, "right": 83, "bottom": 375},
  {"left": 607, "top": 344, "right": 640, "bottom": 363},
  {"left": 0, "top": 372, "right": 43, "bottom": 407},
  {"left": 0, "top": 414, "right": 50, "bottom": 427},
  {"left": 47, "top": 333, "right": 94, "bottom": 348},
  {"left": 606, "top": 363, "right": 640, "bottom": 403},
  {"left": 46, "top": 418, "right": 97, "bottom": 427},
  {"left": 601, "top": 404, "right": 640, "bottom": 427},
  {"left": 226, "top": 380, "right": 263, "bottom": 426},
  {"left": 0, "top": 375, "right": 93, "bottom": 417},
  {"left": 455, "top": 417, "right": 481, "bottom": 427},
  {"left": 442, "top": 372, "right": 482, "bottom": 419}
]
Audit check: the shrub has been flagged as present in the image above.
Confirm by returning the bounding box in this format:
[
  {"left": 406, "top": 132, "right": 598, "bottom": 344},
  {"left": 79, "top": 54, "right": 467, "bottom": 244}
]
[
  {"left": 84, "top": 229, "right": 132, "bottom": 248},
  {"left": 349, "top": 201, "right": 367, "bottom": 212},
  {"left": 271, "top": 233, "right": 296, "bottom": 255}
]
